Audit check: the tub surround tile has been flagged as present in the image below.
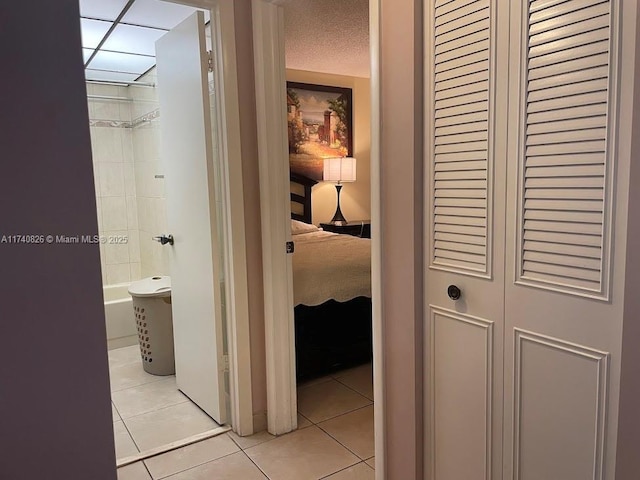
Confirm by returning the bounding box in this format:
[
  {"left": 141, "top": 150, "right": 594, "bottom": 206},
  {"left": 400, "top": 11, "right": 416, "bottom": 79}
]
[
  {"left": 128, "top": 230, "right": 141, "bottom": 262},
  {"left": 318, "top": 406, "right": 375, "bottom": 460},
  {"left": 112, "top": 377, "right": 188, "bottom": 420},
  {"left": 164, "top": 451, "right": 267, "bottom": 480},
  {"left": 144, "top": 434, "right": 240, "bottom": 479},
  {"left": 244, "top": 426, "right": 358, "bottom": 480},
  {"left": 117, "top": 462, "right": 152, "bottom": 480},
  {"left": 102, "top": 197, "right": 129, "bottom": 231},
  {"left": 124, "top": 401, "right": 221, "bottom": 452},
  {"left": 130, "top": 262, "right": 142, "bottom": 281},
  {"left": 113, "top": 420, "right": 139, "bottom": 459},
  {"left": 105, "top": 238, "right": 131, "bottom": 266},
  {"left": 127, "top": 199, "right": 140, "bottom": 231},
  {"left": 297, "top": 379, "right": 372, "bottom": 424},
  {"left": 106, "top": 263, "right": 131, "bottom": 285}
]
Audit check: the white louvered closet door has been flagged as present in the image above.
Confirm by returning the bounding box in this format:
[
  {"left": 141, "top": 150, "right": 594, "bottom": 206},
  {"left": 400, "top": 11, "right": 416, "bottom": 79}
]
[
  {"left": 424, "top": 0, "right": 509, "bottom": 479},
  {"left": 503, "top": 1, "right": 620, "bottom": 479}
]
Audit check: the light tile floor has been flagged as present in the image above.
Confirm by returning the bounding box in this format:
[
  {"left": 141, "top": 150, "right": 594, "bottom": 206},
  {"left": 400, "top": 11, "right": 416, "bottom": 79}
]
[
  {"left": 109, "top": 345, "right": 220, "bottom": 458},
  {"left": 110, "top": 349, "right": 375, "bottom": 480}
]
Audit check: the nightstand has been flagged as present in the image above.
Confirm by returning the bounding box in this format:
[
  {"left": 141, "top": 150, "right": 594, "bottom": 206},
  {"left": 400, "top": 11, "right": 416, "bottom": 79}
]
[{"left": 320, "top": 220, "right": 371, "bottom": 238}]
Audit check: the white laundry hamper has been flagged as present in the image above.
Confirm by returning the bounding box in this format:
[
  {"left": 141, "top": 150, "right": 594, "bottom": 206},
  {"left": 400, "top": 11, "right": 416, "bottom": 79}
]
[{"left": 127, "top": 276, "right": 174, "bottom": 375}]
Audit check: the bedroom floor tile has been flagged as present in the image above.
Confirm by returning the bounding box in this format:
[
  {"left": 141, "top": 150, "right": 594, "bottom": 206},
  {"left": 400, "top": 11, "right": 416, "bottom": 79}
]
[
  {"left": 244, "top": 426, "right": 358, "bottom": 480},
  {"left": 298, "top": 379, "right": 372, "bottom": 424},
  {"left": 227, "top": 429, "right": 275, "bottom": 450},
  {"left": 163, "top": 451, "right": 267, "bottom": 480},
  {"left": 144, "top": 434, "right": 239, "bottom": 479},
  {"left": 124, "top": 402, "right": 220, "bottom": 452},
  {"left": 318, "top": 406, "right": 374, "bottom": 460},
  {"left": 365, "top": 457, "right": 375, "bottom": 469},
  {"left": 322, "top": 462, "right": 375, "bottom": 480},
  {"left": 334, "top": 363, "right": 373, "bottom": 401}
]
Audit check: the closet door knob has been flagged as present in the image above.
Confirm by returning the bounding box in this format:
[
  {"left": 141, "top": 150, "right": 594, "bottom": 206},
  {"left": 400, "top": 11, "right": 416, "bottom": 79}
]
[{"left": 447, "top": 285, "right": 461, "bottom": 300}]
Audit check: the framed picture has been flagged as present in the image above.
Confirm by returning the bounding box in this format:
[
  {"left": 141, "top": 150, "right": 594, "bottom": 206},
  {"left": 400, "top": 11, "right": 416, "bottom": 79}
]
[{"left": 286, "top": 82, "right": 353, "bottom": 181}]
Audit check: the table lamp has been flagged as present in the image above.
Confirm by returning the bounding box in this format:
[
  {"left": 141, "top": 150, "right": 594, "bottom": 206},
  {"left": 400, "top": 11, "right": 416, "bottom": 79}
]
[{"left": 323, "top": 157, "right": 356, "bottom": 225}]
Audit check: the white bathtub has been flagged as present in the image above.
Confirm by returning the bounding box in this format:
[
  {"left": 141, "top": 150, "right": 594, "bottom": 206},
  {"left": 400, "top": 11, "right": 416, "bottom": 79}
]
[{"left": 103, "top": 283, "right": 137, "bottom": 350}]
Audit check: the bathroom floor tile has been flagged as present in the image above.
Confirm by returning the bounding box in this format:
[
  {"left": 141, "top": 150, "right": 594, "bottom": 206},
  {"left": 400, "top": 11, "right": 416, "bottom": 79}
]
[
  {"left": 297, "top": 379, "right": 371, "bottom": 424},
  {"left": 334, "top": 363, "right": 373, "bottom": 401},
  {"left": 323, "top": 462, "right": 375, "bottom": 480},
  {"left": 124, "top": 401, "right": 220, "bottom": 452},
  {"left": 109, "top": 345, "right": 142, "bottom": 368},
  {"left": 244, "top": 426, "right": 358, "bottom": 480},
  {"left": 114, "top": 421, "right": 139, "bottom": 459},
  {"left": 112, "top": 377, "right": 188, "bottom": 419},
  {"left": 318, "top": 406, "right": 374, "bottom": 460},
  {"left": 164, "top": 451, "right": 266, "bottom": 480},
  {"left": 144, "top": 434, "right": 239, "bottom": 479},
  {"left": 112, "top": 402, "right": 122, "bottom": 423},
  {"left": 117, "top": 462, "right": 152, "bottom": 480},
  {"left": 110, "top": 362, "right": 166, "bottom": 392}
]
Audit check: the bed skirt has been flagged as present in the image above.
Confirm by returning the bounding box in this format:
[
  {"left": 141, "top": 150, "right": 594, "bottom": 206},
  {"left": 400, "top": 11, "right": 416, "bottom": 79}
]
[{"left": 294, "top": 296, "right": 372, "bottom": 383}]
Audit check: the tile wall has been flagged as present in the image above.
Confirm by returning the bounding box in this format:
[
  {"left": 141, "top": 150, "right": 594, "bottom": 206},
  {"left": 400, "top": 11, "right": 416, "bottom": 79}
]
[
  {"left": 88, "top": 74, "right": 168, "bottom": 286},
  {"left": 88, "top": 84, "right": 141, "bottom": 285}
]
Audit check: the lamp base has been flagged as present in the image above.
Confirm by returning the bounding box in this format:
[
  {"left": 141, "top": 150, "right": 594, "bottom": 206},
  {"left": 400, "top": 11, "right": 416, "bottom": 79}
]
[{"left": 330, "top": 184, "right": 347, "bottom": 225}]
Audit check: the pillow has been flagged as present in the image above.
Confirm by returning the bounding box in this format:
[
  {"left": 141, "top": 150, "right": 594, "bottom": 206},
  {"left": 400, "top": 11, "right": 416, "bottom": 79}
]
[{"left": 291, "top": 219, "right": 319, "bottom": 235}]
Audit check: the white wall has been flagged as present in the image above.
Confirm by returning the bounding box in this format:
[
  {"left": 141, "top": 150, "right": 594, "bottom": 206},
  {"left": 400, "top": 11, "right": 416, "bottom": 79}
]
[{"left": 286, "top": 69, "right": 371, "bottom": 225}]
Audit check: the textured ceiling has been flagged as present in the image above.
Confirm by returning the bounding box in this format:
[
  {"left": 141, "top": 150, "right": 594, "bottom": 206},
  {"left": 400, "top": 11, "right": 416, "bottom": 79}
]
[{"left": 284, "top": 0, "right": 370, "bottom": 78}]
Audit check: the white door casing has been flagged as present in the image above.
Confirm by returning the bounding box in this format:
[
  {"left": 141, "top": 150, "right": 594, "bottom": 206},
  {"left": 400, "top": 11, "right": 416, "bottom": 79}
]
[{"left": 156, "top": 11, "right": 227, "bottom": 424}]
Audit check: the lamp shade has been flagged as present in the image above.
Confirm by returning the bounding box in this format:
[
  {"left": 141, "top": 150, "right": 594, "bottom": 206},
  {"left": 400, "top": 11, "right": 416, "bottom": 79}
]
[{"left": 323, "top": 157, "right": 356, "bottom": 183}]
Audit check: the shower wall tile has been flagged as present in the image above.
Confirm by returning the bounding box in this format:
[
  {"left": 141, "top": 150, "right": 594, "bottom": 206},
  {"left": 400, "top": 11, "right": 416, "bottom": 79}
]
[
  {"left": 126, "top": 196, "right": 138, "bottom": 230},
  {"left": 106, "top": 263, "right": 131, "bottom": 285},
  {"left": 104, "top": 232, "right": 130, "bottom": 265},
  {"left": 124, "top": 164, "right": 136, "bottom": 196},
  {"left": 128, "top": 230, "right": 140, "bottom": 263},
  {"left": 102, "top": 197, "right": 128, "bottom": 231},
  {"left": 99, "top": 163, "right": 126, "bottom": 198},
  {"left": 130, "top": 263, "right": 141, "bottom": 281}
]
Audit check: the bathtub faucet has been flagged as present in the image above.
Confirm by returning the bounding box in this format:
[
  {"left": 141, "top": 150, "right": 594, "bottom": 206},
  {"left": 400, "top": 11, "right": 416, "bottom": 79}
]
[{"left": 153, "top": 234, "right": 174, "bottom": 246}]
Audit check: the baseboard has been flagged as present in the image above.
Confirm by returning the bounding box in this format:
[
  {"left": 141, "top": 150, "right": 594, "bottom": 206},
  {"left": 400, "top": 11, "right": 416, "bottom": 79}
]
[{"left": 252, "top": 411, "right": 268, "bottom": 433}]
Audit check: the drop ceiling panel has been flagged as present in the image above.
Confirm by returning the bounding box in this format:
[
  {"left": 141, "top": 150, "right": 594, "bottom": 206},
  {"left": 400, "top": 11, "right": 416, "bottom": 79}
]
[
  {"left": 79, "top": 0, "right": 130, "bottom": 21},
  {"left": 88, "top": 50, "right": 156, "bottom": 74},
  {"left": 85, "top": 69, "right": 140, "bottom": 83},
  {"left": 83, "top": 48, "right": 95, "bottom": 62},
  {"left": 122, "top": 0, "right": 208, "bottom": 29},
  {"left": 101, "top": 24, "right": 166, "bottom": 56},
  {"left": 80, "top": 18, "right": 112, "bottom": 48}
]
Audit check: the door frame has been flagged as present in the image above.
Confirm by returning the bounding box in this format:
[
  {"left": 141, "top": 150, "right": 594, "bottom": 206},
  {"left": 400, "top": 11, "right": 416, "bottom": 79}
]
[{"left": 251, "top": 0, "right": 385, "bottom": 473}]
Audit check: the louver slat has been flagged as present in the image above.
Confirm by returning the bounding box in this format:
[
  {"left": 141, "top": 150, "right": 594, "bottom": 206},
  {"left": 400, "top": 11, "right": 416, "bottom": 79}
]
[
  {"left": 431, "top": 0, "right": 491, "bottom": 274},
  {"left": 519, "top": 1, "right": 611, "bottom": 296}
]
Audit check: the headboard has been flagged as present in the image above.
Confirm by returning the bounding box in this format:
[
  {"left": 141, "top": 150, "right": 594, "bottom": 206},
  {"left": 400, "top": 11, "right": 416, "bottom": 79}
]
[{"left": 290, "top": 172, "right": 318, "bottom": 224}]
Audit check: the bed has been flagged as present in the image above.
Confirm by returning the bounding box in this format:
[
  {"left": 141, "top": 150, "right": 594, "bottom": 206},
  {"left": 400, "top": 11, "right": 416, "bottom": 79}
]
[{"left": 290, "top": 173, "right": 372, "bottom": 382}]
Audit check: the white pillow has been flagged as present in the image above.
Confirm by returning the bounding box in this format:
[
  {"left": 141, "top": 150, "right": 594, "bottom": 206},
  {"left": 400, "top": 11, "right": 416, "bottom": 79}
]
[{"left": 291, "top": 219, "right": 319, "bottom": 235}]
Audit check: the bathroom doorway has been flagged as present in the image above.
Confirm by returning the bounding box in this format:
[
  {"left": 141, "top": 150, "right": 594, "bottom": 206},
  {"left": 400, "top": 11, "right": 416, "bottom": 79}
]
[{"left": 81, "top": 0, "right": 248, "bottom": 468}]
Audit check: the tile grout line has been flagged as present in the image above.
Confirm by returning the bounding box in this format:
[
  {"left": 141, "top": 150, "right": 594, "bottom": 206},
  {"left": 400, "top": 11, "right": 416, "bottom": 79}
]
[
  {"left": 318, "top": 460, "right": 373, "bottom": 480},
  {"left": 332, "top": 375, "right": 374, "bottom": 402},
  {"left": 116, "top": 397, "right": 191, "bottom": 423},
  {"left": 149, "top": 446, "right": 242, "bottom": 480},
  {"left": 239, "top": 449, "right": 272, "bottom": 480}
]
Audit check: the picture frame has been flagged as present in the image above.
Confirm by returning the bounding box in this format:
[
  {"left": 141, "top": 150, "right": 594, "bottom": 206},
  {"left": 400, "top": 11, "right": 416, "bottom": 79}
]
[{"left": 286, "top": 82, "right": 353, "bottom": 181}]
